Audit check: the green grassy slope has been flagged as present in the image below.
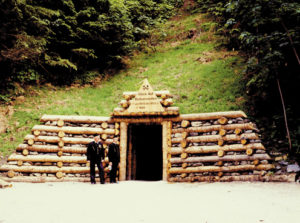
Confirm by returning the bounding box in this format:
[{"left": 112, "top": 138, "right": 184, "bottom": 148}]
[{"left": 0, "top": 12, "right": 246, "bottom": 157}]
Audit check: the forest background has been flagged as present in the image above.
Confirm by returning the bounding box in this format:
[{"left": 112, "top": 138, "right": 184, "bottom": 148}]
[{"left": 0, "top": 0, "right": 299, "bottom": 159}]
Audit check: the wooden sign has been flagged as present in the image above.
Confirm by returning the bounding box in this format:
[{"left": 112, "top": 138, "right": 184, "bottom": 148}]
[{"left": 127, "top": 79, "right": 164, "bottom": 113}]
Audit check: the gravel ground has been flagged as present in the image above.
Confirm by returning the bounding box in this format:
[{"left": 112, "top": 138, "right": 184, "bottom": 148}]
[{"left": 0, "top": 181, "right": 299, "bottom": 223}]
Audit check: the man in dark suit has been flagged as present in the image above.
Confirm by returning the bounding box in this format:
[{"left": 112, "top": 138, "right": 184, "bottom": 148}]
[
  {"left": 108, "top": 138, "right": 120, "bottom": 183},
  {"left": 86, "top": 136, "right": 105, "bottom": 184}
]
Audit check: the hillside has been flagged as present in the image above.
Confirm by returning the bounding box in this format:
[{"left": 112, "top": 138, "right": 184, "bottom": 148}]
[{"left": 0, "top": 10, "right": 246, "bottom": 158}]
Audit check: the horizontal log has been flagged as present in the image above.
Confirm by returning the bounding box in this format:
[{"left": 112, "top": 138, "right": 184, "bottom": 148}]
[
  {"left": 24, "top": 135, "right": 112, "bottom": 145},
  {"left": 32, "top": 125, "right": 115, "bottom": 135},
  {"left": 112, "top": 107, "right": 180, "bottom": 116},
  {"left": 17, "top": 144, "right": 86, "bottom": 155},
  {"left": 0, "top": 165, "right": 88, "bottom": 173},
  {"left": 171, "top": 111, "right": 247, "bottom": 122},
  {"left": 0, "top": 176, "right": 113, "bottom": 183},
  {"left": 168, "top": 174, "right": 295, "bottom": 182},
  {"left": 8, "top": 154, "right": 87, "bottom": 163},
  {"left": 40, "top": 115, "right": 112, "bottom": 123},
  {"left": 170, "top": 143, "right": 265, "bottom": 155},
  {"left": 170, "top": 154, "right": 271, "bottom": 164},
  {"left": 0, "top": 178, "right": 12, "bottom": 188},
  {"left": 169, "top": 164, "right": 275, "bottom": 174},
  {"left": 172, "top": 133, "right": 258, "bottom": 144},
  {"left": 172, "top": 123, "right": 256, "bottom": 134}
]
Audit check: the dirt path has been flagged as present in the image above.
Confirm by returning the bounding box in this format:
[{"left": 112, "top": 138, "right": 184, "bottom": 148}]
[{"left": 0, "top": 181, "right": 299, "bottom": 223}]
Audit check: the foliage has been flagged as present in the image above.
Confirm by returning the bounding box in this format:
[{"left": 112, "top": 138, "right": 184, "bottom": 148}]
[
  {"left": 0, "top": 0, "right": 183, "bottom": 93},
  {"left": 0, "top": 12, "right": 245, "bottom": 157},
  {"left": 195, "top": 0, "right": 300, "bottom": 156}
]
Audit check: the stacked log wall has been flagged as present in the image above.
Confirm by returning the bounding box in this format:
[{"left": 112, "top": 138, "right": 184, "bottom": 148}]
[
  {"left": 167, "top": 111, "right": 276, "bottom": 182},
  {"left": 0, "top": 115, "right": 120, "bottom": 182}
]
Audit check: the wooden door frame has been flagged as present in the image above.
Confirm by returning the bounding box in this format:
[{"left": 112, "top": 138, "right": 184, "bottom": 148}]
[{"left": 118, "top": 120, "right": 171, "bottom": 181}]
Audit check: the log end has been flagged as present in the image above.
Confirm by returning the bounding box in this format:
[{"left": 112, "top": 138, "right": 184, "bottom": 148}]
[
  {"left": 57, "top": 119, "right": 64, "bottom": 127},
  {"left": 22, "top": 149, "right": 29, "bottom": 156},
  {"left": 217, "top": 150, "right": 225, "bottom": 157},
  {"left": 7, "top": 170, "right": 15, "bottom": 178},
  {"left": 218, "top": 117, "right": 228, "bottom": 125}
]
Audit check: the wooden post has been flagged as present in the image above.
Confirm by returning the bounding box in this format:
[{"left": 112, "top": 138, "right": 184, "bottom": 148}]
[
  {"left": 162, "top": 121, "right": 170, "bottom": 181},
  {"left": 119, "top": 122, "right": 128, "bottom": 181}
]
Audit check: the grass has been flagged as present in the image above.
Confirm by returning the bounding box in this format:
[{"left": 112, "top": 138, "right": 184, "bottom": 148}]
[{"left": 0, "top": 12, "right": 246, "bottom": 157}]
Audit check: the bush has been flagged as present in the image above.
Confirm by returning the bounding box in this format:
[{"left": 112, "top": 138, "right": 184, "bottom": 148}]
[
  {"left": 195, "top": 0, "right": 300, "bottom": 156},
  {"left": 0, "top": 0, "right": 183, "bottom": 95}
]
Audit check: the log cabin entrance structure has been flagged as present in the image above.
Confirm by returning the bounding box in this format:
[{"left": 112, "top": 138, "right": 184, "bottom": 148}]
[
  {"left": 2, "top": 79, "right": 293, "bottom": 183},
  {"left": 127, "top": 123, "right": 162, "bottom": 181}
]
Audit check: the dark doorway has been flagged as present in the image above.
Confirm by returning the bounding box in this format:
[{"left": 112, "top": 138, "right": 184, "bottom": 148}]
[{"left": 127, "top": 124, "right": 162, "bottom": 181}]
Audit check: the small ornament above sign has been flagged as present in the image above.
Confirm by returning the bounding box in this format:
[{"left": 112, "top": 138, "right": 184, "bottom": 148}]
[{"left": 127, "top": 79, "right": 165, "bottom": 113}]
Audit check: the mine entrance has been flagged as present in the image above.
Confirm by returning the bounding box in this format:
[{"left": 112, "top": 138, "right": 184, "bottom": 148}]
[{"left": 127, "top": 124, "right": 162, "bottom": 181}]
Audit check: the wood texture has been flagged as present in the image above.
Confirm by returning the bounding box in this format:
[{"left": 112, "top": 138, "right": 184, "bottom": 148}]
[
  {"left": 17, "top": 144, "right": 87, "bottom": 154},
  {"left": 170, "top": 154, "right": 271, "bottom": 164},
  {"left": 24, "top": 135, "right": 113, "bottom": 145},
  {"left": 170, "top": 143, "right": 265, "bottom": 155},
  {"left": 32, "top": 125, "right": 115, "bottom": 135},
  {"left": 171, "top": 111, "right": 247, "bottom": 121},
  {"left": 171, "top": 133, "right": 259, "bottom": 144},
  {"left": 8, "top": 154, "right": 87, "bottom": 163},
  {"left": 168, "top": 174, "right": 296, "bottom": 182},
  {"left": 172, "top": 123, "right": 255, "bottom": 134},
  {"left": 40, "top": 115, "right": 112, "bottom": 123},
  {"left": 169, "top": 164, "right": 275, "bottom": 174},
  {"left": 119, "top": 122, "right": 128, "bottom": 181},
  {"left": 0, "top": 165, "right": 93, "bottom": 174}
]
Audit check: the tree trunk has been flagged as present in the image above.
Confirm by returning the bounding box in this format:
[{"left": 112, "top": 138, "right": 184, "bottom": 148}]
[
  {"left": 170, "top": 143, "right": 265, "bottom": 155},
  {"left": 171, "top": 133, "right": 258, "bottom": 144},
  {"left": 172, "top": 123, "right": 255, "bottom": 134},
  {"left": 8, "top": 154, "right": 88, "bottom": 163},
  {"left": 168, "top": 164, "right": 274, "bottom": 174},
  {"left": 40, "top": 115, "right": 112, "bottom": 123},
  {"left": 171, "top": 111, "right": 247, "bottom": 122},
  {"left": 170, "top": 153, "right": 271, "bottom": 164},
  {"left": 32, "top": 125, "right": 115, "bottom": 135},
  {"left": 24, "top": 135, "right": 113, "bottom": 145}
]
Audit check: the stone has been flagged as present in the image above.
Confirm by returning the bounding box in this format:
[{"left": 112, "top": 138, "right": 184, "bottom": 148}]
[
  {"left": 8, "top": 161, "right": 17, "bottom": 165},
  {"left": 190, "top": 132, "right": 198, "bottom": 136},
  {"left": 279, "top": 161, "right": 289, "bottom": 166},
  {"left": 191, "top": 121, "right": 202, "bottom": 127},
  {"left": 23, "top": 162, "right": 32, "bottom": 166},
  {"left": 260, "top": 160, "right": 269, "bottom": 164},
  {"left": 0, "top": 115, "right": 8, "bottom": 134},
  {"left": 231, "top": 173, "right": 240, "bottom": 176},
  {"left": 287, "top": 164, "right": 300, "bottom": 173},
  {"left": 241, "top": 161, "right": 248, "bottom": 165},
  {"left": 15, "top": 96, "right": 25, "bottom": 103},
  {"left": 175, "top": 133, "right": 182, "bottom": 138}
]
